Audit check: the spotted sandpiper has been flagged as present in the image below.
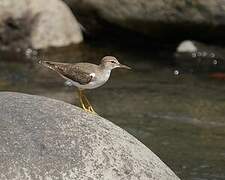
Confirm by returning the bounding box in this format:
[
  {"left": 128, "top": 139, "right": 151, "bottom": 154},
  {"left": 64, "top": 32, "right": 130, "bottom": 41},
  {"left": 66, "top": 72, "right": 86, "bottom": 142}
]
[{"left": 39, "top": 56, "right": 131, "bottom": 113}]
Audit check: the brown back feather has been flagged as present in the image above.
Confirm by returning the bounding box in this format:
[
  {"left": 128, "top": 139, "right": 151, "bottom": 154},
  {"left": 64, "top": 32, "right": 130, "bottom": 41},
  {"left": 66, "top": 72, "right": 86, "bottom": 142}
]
[{"left": 41, "top": 61, "right": 92, "bottom": 85}]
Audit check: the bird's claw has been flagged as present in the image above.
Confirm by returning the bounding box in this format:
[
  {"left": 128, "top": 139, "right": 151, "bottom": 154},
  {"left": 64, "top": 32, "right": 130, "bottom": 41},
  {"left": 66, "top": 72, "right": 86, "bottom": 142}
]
[
  {"left": 86, "top": 106, "right": 96, "bottom": 114},
  {"left": 78, "top": 89, "right": 97, "bottom": 114},
  {"left": 82, "top": 106, "right": 96, "bottom": 114}
]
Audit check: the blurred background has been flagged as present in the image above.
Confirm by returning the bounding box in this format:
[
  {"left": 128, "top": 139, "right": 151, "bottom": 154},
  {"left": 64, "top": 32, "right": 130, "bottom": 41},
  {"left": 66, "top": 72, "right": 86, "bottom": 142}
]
[{"left": 1, "top": 0, "right": 225, "bottom": 179}]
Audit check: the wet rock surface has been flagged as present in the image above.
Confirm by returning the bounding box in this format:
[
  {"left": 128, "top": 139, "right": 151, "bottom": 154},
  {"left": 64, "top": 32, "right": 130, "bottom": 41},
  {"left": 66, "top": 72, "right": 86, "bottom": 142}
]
[
  {"left": 0, "top": 0, "right": 83, "bottom": 50},
  {"left": 0, "top": 92, "right": 179, "bottom": 180}
]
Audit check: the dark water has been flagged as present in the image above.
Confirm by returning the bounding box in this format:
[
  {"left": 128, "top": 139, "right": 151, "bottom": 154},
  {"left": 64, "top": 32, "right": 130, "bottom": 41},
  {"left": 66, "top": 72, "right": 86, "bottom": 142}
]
[{"left": 1, "top": 42, "right": 225, "bottom": 180}]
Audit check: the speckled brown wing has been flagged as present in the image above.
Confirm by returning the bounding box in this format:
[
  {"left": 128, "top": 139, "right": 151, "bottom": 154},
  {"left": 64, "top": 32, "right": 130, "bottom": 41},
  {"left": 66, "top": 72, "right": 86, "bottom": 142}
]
[{"left": 41, "top": 61, "right": 93, "bottom": 85}]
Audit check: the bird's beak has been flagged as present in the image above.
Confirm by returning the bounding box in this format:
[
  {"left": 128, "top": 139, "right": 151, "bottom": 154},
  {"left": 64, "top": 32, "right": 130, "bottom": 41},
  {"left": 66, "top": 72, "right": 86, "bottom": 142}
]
[{"left": 119, "top": 63, "right": 131, "bottom": 69}]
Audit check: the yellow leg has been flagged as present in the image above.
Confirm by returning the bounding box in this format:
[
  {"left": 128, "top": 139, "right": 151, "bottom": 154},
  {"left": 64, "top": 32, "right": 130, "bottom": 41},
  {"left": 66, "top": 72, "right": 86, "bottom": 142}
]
[
  {"left": 78, "top": 89, "right": 96, "bottom": 114},
  {"left": 78, "top": 90, "right": 87, "bottom": 110},
  {"left": 81, "top": 92, "right": 96, "bottom": 113}
]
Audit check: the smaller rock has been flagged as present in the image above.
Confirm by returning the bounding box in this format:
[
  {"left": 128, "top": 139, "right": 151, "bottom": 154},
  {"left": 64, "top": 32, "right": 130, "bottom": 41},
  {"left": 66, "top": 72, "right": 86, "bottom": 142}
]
[
  {"left": 176, "top": 40, "right": 197, "bottom": 53},
  {"left": 0, "top": 0, "right": 83, "bottom": 50}
]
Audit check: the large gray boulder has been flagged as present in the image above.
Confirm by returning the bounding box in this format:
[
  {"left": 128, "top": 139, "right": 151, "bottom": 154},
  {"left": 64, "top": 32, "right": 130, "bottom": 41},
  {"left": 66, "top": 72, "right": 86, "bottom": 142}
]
[
  {"left": 0, "top": 0, "right": 83, "bottom": 50},
  {"left": 0, "top": 92, "right": 180, "bottom": 180},
  {"left": 64, "top": 0, "right": 225, "bottom": 40}
]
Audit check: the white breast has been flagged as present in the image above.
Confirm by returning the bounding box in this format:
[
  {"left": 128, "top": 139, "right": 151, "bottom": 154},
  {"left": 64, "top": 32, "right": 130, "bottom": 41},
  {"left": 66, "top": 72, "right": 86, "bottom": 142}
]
[{"left": 87, "top": 70, "right": 111, "bottom": 89}]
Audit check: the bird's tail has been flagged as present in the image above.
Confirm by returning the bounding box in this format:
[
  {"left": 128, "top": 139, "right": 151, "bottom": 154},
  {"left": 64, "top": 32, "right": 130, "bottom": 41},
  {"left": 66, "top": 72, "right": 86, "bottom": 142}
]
[{"left": 38, "top": 60, "right": 58, "bottom": 71}]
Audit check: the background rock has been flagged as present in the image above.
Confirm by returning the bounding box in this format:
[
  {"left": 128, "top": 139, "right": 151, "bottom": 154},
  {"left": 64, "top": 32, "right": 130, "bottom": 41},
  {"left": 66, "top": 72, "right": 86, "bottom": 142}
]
[
  {"left": 0, "top": 0, "right": 83, "bottom": 50},
  {"left": 64, "top": 0, "right": 225, "bottom": 41},
  {"left": 0, "top": 92, "right": 180, "bottom": 180}
]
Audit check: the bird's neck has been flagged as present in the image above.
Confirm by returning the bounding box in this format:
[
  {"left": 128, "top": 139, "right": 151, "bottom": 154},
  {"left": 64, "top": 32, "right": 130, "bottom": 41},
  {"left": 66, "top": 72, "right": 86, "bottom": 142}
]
[
  {"left": 98, "top": 65, "right": 112, "bottom": 77},
  {"left": 99, "top": 64, "right": 112, "bottom": 72}
]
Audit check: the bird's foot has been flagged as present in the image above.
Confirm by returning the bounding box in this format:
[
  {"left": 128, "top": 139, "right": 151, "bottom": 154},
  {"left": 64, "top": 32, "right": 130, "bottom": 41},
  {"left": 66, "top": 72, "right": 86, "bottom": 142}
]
[
  {"left": 78, "top": 89, "right": 97, "bottom": 114},
  {"left": 87, "top": 105, "right": 96, "bottom": 114},
  {"left": 81, "top": 102, "right": 96, "bottom": 114},
  {"left": 82, "top": 106, "right": 96, "bottom": 114}
]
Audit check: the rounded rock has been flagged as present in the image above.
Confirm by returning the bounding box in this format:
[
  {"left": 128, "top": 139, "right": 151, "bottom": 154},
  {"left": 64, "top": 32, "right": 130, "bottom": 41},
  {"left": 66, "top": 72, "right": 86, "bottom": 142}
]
[{"left": 0, "top": 92, "right": 180, "bottom": 180}]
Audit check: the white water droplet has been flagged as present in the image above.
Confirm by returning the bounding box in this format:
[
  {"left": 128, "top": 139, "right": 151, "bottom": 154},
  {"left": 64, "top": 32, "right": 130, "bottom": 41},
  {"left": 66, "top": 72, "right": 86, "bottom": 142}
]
[
  {"left": 197, "top": 52, "right": 202, "bottom": 57},
  {"left": 174, "top": 70, "right": 179, "bottom": 75},
  {"left": 210, "top": 53, "right": 215, "bottom": 58},
  {"left": 192, "top": 52, "right": 197, "bottom": 58},
  {"left": 213, "top": 59, "right": 218, "bottom": 65}
]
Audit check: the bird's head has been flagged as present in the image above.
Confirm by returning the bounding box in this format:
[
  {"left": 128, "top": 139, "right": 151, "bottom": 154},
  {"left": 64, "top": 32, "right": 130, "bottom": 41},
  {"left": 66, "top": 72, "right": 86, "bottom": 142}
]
[{"left": 100, "top": 56, "right": 131, "bottom": 70}]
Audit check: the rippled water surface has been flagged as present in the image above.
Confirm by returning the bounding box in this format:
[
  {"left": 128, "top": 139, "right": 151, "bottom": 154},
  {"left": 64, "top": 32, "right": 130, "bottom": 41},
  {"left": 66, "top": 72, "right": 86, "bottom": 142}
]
[{"left": 1, "top": 42, "right": 225, "bottom": 180}]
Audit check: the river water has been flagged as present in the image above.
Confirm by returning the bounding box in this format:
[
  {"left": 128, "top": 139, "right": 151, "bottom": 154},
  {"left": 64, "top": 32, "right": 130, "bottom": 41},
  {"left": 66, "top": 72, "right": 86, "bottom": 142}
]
[{"left": 0, "top": 41, "right": 225, "bottom": 180}]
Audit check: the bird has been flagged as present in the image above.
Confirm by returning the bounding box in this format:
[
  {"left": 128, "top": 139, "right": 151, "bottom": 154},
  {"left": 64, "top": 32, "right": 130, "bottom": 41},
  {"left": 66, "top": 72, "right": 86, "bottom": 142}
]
[{"left": 39, "top": 56, "right": 131, "bottom": 113}]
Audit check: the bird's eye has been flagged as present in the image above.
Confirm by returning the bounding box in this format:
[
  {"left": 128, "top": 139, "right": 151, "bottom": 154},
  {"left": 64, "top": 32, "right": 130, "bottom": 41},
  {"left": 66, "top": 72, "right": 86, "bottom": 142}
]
[{"left": 110, "top": 61, "right": 115, "bottom": 63}]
